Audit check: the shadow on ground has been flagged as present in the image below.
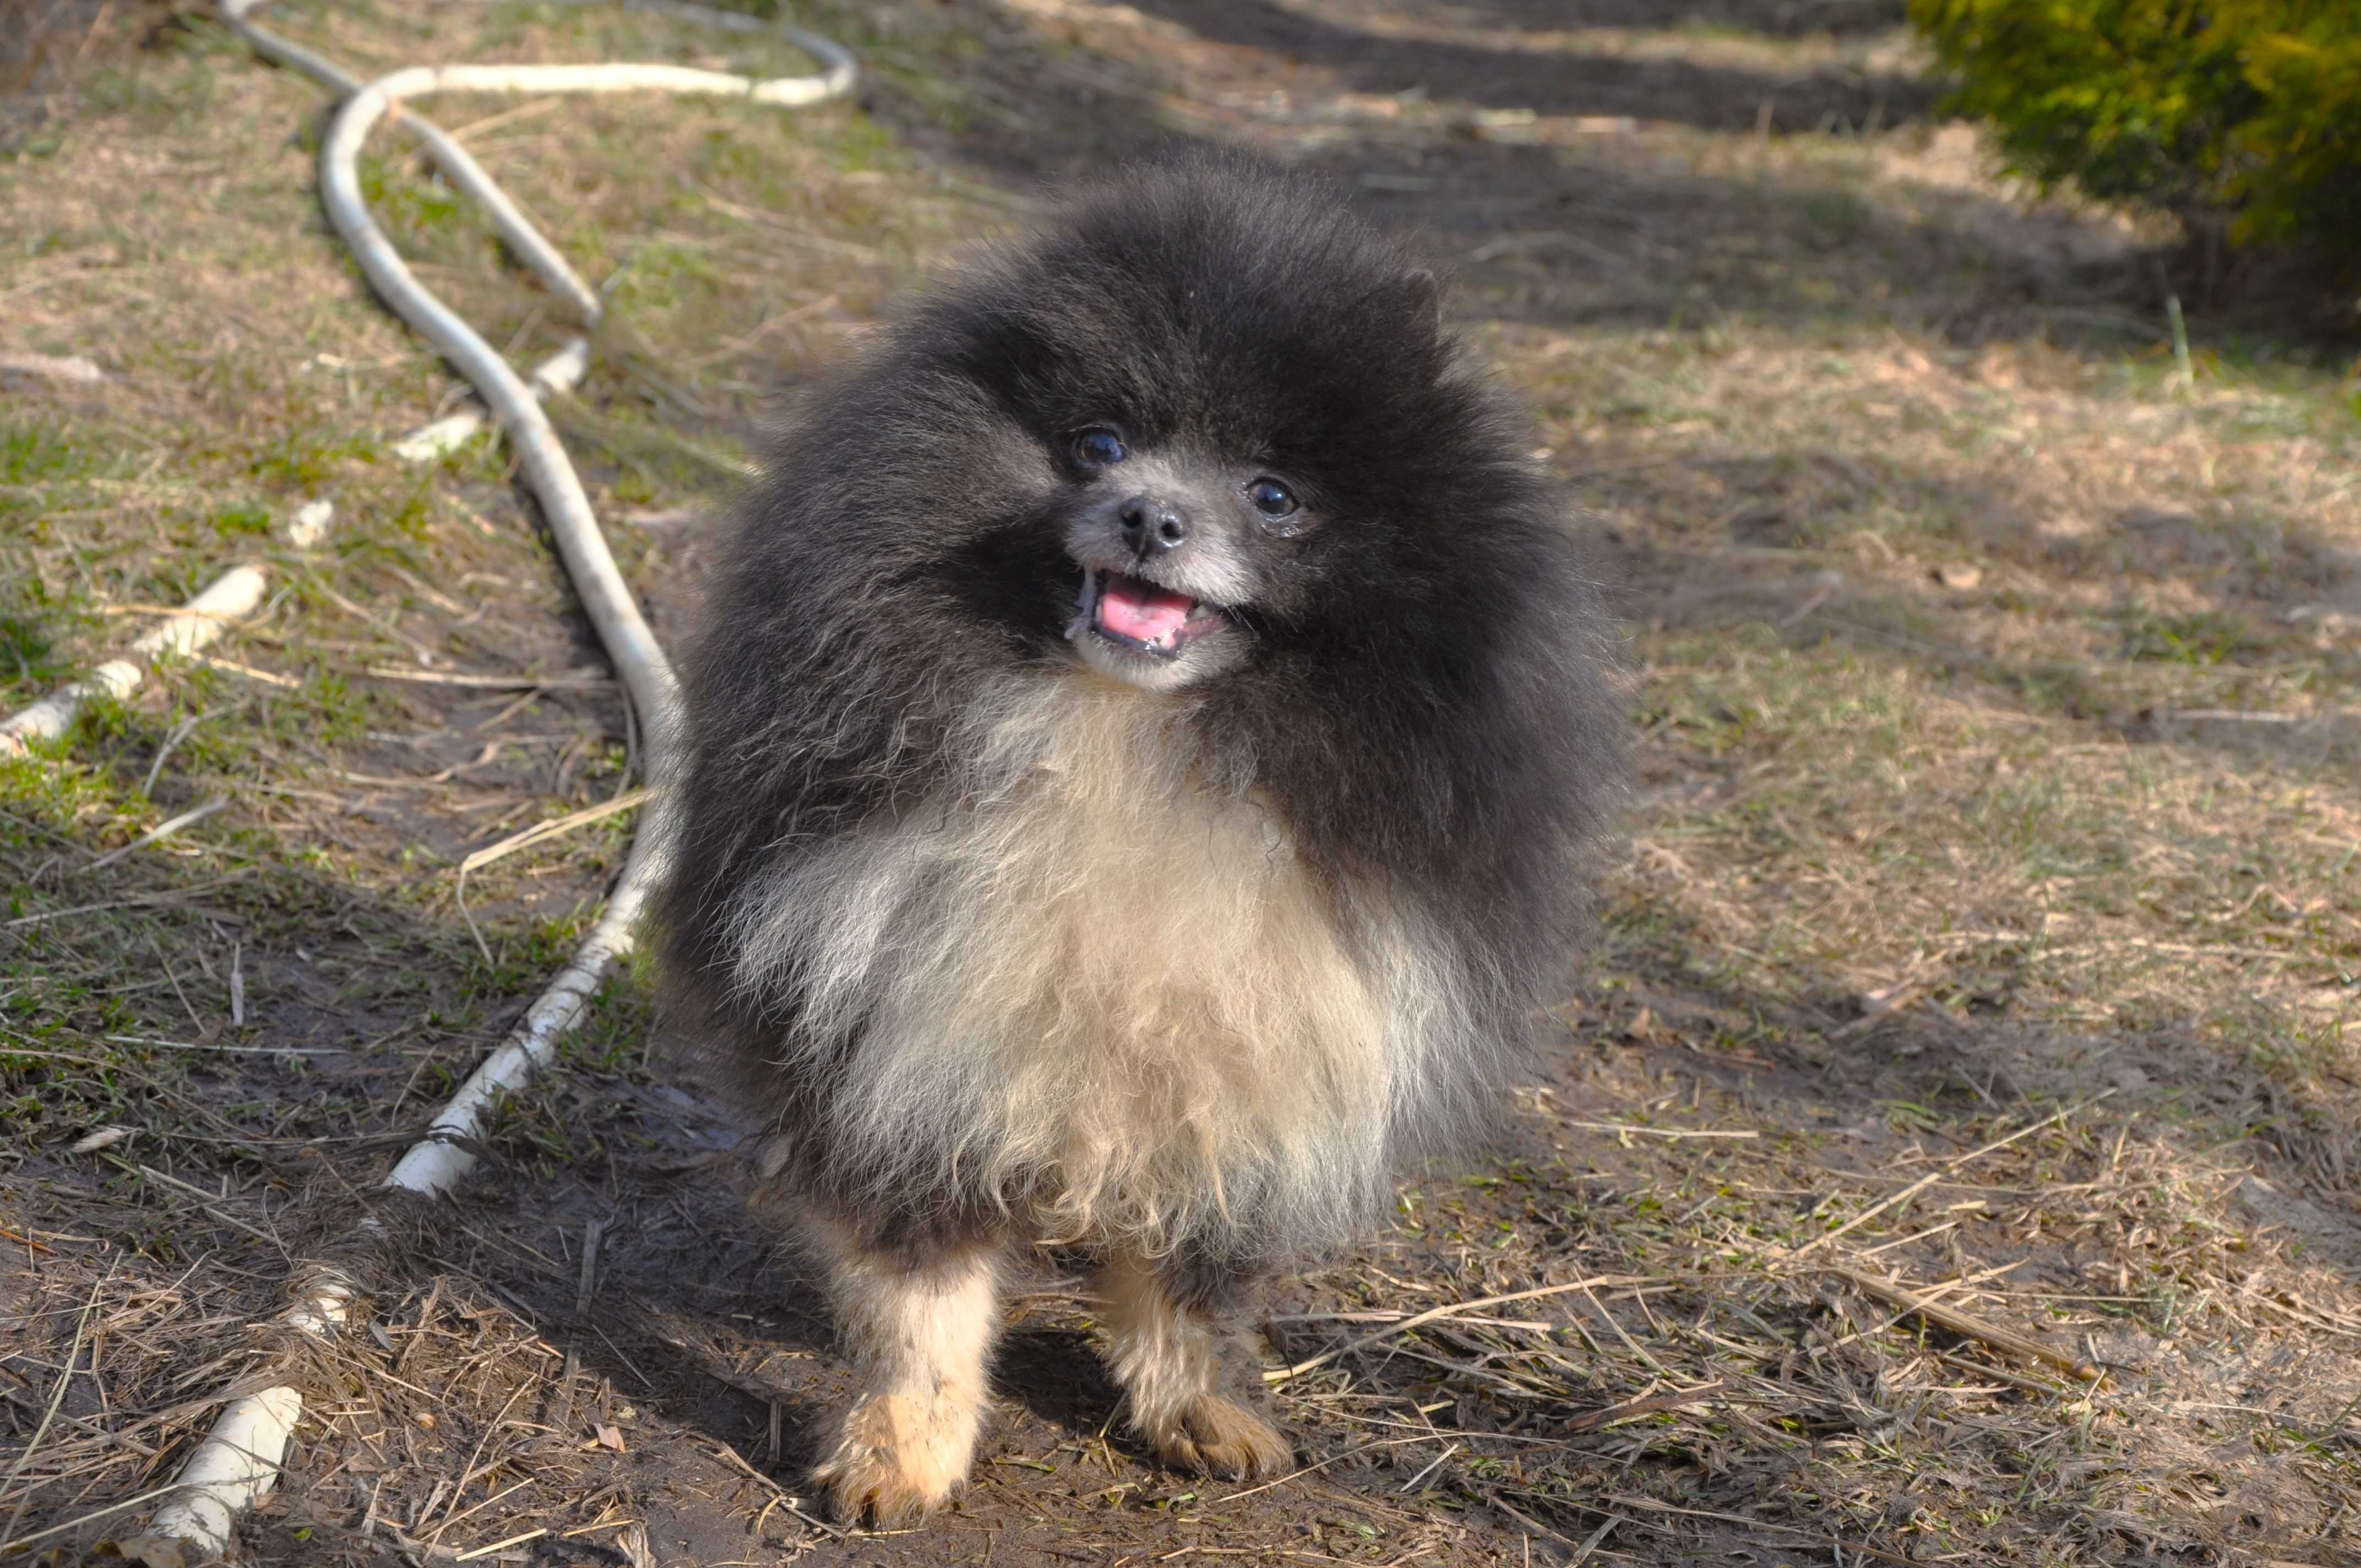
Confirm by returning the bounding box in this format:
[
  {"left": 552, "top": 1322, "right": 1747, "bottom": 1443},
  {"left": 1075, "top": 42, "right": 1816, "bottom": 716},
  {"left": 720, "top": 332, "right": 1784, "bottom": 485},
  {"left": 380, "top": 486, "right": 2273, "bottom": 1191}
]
[{"left": 1121, "top": 0, "right": 1936, "bottom": 133}]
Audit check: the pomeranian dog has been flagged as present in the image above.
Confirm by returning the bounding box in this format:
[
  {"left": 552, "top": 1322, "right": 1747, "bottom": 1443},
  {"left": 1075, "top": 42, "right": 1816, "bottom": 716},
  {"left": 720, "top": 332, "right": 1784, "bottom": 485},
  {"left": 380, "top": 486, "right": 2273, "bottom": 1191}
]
[{"left": 655, "top": 151, "right": 1619, "bottom": 1526}]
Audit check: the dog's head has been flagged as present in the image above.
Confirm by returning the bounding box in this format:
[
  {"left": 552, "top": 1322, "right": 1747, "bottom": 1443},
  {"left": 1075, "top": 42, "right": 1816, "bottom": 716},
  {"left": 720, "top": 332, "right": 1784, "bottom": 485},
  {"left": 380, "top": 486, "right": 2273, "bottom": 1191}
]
[{"left": 888, "top": 154, "right": 1523, "bottom": 695}]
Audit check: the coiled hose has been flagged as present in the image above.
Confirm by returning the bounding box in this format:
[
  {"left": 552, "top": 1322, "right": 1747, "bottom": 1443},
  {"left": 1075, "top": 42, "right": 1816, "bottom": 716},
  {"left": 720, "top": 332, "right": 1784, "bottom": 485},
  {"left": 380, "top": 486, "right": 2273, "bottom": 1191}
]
[{"left": 96, "top": 4, "right": 857, "bottom": 1556}]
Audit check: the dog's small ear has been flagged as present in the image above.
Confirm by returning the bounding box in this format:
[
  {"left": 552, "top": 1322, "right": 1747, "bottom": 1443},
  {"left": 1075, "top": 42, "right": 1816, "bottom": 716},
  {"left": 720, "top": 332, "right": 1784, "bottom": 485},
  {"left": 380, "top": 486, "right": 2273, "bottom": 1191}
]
[{"left": 1399, "top": 267, "right": 1443, "bottom": 336}]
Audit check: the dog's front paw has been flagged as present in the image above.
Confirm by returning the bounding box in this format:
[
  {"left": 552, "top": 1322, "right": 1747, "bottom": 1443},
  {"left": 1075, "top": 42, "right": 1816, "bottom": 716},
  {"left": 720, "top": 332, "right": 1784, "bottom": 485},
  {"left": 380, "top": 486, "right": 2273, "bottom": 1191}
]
[
  {"left": 1146, "top": 1393, "right": 1293, "bottom": 1481},
  {"left": 811, "top": 1393, "right": 972, "bottom": 1527}
]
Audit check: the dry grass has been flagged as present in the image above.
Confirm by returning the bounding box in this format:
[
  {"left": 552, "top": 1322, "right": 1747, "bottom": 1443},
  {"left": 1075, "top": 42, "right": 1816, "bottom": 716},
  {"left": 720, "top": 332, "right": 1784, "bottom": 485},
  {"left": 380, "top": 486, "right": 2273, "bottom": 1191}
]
[
  {"left": 4, "top": 0, "right": 2361, "bottom": 1564},
  {"left": 1, "top": 2, "right": 173, "bottom": 97}
]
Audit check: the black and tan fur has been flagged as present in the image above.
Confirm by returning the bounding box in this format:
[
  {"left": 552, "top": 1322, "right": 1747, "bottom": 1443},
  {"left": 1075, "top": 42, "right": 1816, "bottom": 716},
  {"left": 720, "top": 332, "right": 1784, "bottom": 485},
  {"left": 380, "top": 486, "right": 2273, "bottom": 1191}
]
[{"left": 656, "top": 154, "right": 1620, "bottom": 1525}]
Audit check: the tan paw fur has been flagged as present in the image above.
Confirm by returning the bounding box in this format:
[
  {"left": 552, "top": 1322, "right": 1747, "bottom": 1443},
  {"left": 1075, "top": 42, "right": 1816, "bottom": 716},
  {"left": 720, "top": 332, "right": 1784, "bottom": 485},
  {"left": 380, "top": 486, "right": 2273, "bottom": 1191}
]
[
  {"left": 810, "top": 1393, "right": 971, "bottom": 1527},
  {"left": 1145, "top": 1393, "right": 1293, "bottom": 1480}
]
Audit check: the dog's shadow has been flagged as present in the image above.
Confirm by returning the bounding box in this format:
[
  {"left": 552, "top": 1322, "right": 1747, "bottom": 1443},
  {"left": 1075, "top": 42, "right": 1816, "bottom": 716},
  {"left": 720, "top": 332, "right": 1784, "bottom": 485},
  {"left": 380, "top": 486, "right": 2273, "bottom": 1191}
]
[
  {"left": 990, "top": 1321, "right": 1127, "bottom": 1448},
  {"left": 579, "top": 1196, "right": 1136, "bottom": 1486}
]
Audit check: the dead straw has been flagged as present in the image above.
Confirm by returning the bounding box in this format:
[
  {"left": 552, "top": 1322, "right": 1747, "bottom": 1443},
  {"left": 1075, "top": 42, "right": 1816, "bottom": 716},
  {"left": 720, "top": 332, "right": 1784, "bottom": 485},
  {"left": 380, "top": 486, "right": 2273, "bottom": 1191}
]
[
  {"left": 458, "top": 786, "right": 651, "bottom": 876},
  {"left": 1831, "top": 1265, "right": 2105, "bottom": 1384},
  {"left": 1265, "top": 1275, "right": 1662, "bottom": 1384},
  {"left": 1787, "top": 1091, "right": 2114, "bottom": 1258},
  {"left": 0, "top": 1260, "right": 115, "bottom": 1543}
]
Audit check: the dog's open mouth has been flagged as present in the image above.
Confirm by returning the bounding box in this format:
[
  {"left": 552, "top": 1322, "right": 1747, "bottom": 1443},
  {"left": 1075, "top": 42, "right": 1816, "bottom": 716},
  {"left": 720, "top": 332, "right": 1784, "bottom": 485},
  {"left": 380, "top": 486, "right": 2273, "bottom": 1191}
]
[{"left": 1080, "top": 568, "right": 1228, "bottom": 658}]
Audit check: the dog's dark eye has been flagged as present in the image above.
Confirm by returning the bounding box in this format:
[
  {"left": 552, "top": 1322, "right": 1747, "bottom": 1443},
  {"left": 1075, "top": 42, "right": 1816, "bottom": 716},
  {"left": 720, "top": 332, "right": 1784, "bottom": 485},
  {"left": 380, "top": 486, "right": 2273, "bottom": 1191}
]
[
  {"left": 1072, "top": 428, "right": 1128, "bottom": 467},
  {"left": 1247, "top": 478, "right": 1298, "bottom": 520}
]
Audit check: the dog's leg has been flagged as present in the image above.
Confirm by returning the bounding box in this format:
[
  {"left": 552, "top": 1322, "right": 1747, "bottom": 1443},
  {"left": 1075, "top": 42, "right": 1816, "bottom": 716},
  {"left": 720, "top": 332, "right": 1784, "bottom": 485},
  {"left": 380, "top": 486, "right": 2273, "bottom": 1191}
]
[
  {"left": 806, "top": 1221, "right": 1002, "bottom": 1526},
  {"left": 1094, "top": 1251, "right": 1291, "bottom": 1480}
]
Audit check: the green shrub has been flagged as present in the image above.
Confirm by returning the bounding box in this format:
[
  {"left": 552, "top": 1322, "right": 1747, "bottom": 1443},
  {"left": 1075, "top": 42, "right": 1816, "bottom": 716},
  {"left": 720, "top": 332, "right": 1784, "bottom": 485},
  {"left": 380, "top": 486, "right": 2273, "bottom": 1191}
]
[{"left": 1910, "top": 1, "right": 2361, "bottom": 265}]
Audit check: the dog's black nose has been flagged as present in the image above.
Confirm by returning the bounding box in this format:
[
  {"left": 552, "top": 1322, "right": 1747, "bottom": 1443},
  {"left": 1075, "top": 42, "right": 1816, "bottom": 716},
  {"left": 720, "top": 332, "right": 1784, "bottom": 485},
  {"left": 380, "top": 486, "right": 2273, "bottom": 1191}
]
[{"left": 1117, "top": 494, "right": 1188, "bottom": 554}]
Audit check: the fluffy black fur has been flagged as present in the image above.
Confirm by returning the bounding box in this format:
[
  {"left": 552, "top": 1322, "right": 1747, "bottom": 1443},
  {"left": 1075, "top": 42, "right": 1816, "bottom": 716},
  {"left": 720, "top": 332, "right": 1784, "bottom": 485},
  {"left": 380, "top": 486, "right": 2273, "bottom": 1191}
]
[{"left": 657, "top": 151, "right": 1621, "bottom": 1274}]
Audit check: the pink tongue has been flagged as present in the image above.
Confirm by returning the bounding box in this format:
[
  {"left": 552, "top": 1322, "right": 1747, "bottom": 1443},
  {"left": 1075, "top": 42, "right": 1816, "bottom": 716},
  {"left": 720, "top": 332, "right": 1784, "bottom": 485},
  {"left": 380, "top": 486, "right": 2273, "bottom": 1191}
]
[{"left": 1097, "top": 574, "right": 1194, "bottom": 643}]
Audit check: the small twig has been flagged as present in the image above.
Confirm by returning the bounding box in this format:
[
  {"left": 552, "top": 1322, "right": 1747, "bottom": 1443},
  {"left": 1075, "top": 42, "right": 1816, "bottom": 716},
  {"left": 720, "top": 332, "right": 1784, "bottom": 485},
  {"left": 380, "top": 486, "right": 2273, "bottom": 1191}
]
[
  {"left": 1779, "top": 581, "right": 1840, "bottom": 627},
  {"left": 140, "top": 712, "right": 214, "bottom": 798},
  {"left": 449, "top": 788, "right": 651, "bottom": 966},
  {"left": 460, "top": 787, "right": 651, "bottom": 876},
  {"left": 1267, "top": 1275, "right": 1661, "bottom": 1384},
  {"left": 2161, "top": 708, "right": 2354, "bottom": 725},
  {"left": 1482, "top": 1492, "right": 1583, "bottom": 1550},
  {"left": 1396, "top": 1440, "right": 1460, "bottom": 1493},
  {"left": 104, "top": 1033, "right": 342, "bottom": 1056},
  {"left": 311, "top": 579, "right": 440, "bottom": 664},
  {"left": 1787, "top": 1092, "right": 2113, "bottom": 1257},
  {"left": 444, "top": 94, "right": 564, "bottom": 142},
  {"left": 113, "top": 1159, "right": 284, "bottom": 1253},
  {"left": 701, "top": 1437, "right": 844, "bottom": 1539},
  {"left": 363, "top": 665, "right": 614, "bottom": 691},
  {"left": 1561, "top": 1382, "right": 1727, "bottom": 1435},
  {"left": 1820, "top": 1274, "right": 1970, "bottom": 1355},
  {"left": 1565, "top": 1121, "right": 1758, "bottom": 1141},
  {"left": 687, "top": 177, "right": 885, "bottom": 261},
  {"left": 453, "top": 878, "right": 496, "bottom": 967},
  {"left": 1829, "top": 1265, "right": 2103, "bottom": 1385},
  {"left": 575, "top": 1217, "right": 602, "bottom": 1321},
  {"left": 150, "top": 933, "right": 206, "bottom": 1035},
  {"left": 684, "top": 292, "right": 842, "bottom": 366},
  {"left": 1569, "top": 1512, "right": 1623, "bottom": 1565},
  {"left": 1, "top": 873, "right": 249, "bottom": 927},
  {"left": 86, "top": 796, "right": 228, "bottom": 872},
  {"left": 1852, "top": 1218, "right": 1959, "bottom": 1257},
  {"left": 1579, "top": 1280, "right": 1668, "bottom": 1376},
  {"left": 1212, "top": 1437, "right": 1426, "bottom": 1505},
  {"left": 435, "top": 1478, "right": 537, "bottom": 1540},
  {"left": 454, "top": 1527, "right": 547, "bottom": 1561},
  {"left": 1271, "top": 1311, "right": 1553, "bottom": 1332},
  {"left": 1930, "top": 1348, "right": 2072, "bottom": 1397},
  {"left": 188, "top": 653, "right": 299, "bottom": 687}
]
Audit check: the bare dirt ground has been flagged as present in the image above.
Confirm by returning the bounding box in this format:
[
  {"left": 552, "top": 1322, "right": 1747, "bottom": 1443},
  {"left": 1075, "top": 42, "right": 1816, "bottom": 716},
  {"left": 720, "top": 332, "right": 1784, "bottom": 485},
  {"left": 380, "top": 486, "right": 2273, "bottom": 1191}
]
[{"left": 6, "top": 1, "right": 2361, "bottom": 1564}]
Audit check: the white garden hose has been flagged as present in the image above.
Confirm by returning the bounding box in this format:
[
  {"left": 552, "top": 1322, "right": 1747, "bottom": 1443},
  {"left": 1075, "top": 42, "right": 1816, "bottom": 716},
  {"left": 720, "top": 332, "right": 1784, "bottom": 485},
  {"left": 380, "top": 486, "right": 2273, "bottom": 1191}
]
[
  {"left": 112, "top": 5, "right": 857, "bottom": 1558},
  {"left": 0, "top": 567, "right": 269, "bottom": 753},
  {"left": 0, "top": 502, "right": 331, "bottom": 753}
]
